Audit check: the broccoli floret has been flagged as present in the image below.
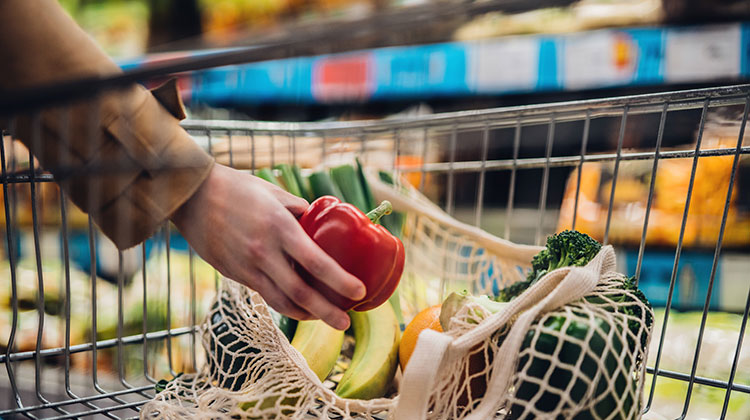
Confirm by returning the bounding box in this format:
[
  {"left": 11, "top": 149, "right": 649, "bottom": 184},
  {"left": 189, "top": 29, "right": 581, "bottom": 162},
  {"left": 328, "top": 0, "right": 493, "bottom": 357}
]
[
  {"left": 497, "top": 230, "right": 602, "bottom": 302},
  {"left": 535, "top": 230, "right": 602, "bottom": 280}
]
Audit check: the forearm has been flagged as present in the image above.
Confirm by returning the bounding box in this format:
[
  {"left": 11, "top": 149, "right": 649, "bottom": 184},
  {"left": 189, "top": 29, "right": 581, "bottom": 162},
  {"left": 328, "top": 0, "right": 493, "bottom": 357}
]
[{"left": 0, "top": 0, "right": 214, "bottom": 249}]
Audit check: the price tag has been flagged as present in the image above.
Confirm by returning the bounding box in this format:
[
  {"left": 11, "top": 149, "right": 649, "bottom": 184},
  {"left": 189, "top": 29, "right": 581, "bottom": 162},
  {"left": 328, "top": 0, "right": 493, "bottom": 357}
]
[
  {"left": 468, "top": 38, "right": 539, "bottom": 92},
  {"left": 563, "top": 31, "right": 637, "bottom": 90},
  {"left": 665, "top": 24, "right": 741, "bottom": 83},
  {"left": 312, "top": 53, "right": 375, "bottom": 102}
]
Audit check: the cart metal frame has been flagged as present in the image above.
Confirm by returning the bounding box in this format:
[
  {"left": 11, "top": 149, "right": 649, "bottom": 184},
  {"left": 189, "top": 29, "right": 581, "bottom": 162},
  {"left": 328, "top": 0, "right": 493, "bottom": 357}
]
[{"left": 1, "top": 19, "right": 749, "bottom": 418}]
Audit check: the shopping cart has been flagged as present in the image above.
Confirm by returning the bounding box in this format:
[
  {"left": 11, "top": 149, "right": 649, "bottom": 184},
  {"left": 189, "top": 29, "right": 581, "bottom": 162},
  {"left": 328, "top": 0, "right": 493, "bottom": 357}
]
[{"left": 2, "top": 13, "right": 750, "bottom": 420}]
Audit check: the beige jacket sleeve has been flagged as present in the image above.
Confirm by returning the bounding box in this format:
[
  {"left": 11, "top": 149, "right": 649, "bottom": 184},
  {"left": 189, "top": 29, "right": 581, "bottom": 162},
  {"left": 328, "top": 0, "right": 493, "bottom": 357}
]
[{"left": 0, "top": 0, "right": 215, "bottom": 250}]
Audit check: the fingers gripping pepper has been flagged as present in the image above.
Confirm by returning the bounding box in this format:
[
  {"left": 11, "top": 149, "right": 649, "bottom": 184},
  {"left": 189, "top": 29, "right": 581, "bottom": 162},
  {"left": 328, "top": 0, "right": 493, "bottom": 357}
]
[{"left": 298, "top": 196, "right": 405, "bottom": 311}]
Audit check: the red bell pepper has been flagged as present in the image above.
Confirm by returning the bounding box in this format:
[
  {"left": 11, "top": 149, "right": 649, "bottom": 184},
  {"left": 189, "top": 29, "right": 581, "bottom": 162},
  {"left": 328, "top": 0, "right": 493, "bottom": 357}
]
[{"left": 298, "top": 196, "right": 405, "bottom": 312}]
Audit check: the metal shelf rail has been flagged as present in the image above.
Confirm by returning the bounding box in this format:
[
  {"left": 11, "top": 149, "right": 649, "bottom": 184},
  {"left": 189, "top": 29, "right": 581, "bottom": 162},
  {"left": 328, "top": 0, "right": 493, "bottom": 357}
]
[{"left": 122, "top": 23, "right": 750, "bottom": 106}]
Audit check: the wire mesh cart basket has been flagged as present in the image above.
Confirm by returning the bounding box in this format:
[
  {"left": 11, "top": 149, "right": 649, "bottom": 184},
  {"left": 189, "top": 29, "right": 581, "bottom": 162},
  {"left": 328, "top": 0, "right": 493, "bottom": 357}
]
[{"left": 1, "top": 17, "right": 750, "bottom": 420}]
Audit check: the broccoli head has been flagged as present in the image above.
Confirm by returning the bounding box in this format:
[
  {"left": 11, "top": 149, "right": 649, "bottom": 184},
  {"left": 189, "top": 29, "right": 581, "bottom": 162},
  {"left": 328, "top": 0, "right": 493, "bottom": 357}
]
[
  {"left": 533, "top": 230, "right": 602, "bottom": 280},
  {"left": 496, "top": 230, "right": 602, "bottom": 302}
]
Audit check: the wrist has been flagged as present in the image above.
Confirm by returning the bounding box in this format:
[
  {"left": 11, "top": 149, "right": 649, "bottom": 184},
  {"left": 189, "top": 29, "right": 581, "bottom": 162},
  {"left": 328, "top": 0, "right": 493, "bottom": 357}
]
[{"left": 171, "top": 162, "right": 223, "bottom": 231}]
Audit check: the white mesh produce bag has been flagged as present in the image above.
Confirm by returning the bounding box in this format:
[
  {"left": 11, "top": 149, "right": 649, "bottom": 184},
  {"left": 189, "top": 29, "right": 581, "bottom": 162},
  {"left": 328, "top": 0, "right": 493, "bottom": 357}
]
[{"left": 141, "top": 173, "right": 653, "bottom": 420}]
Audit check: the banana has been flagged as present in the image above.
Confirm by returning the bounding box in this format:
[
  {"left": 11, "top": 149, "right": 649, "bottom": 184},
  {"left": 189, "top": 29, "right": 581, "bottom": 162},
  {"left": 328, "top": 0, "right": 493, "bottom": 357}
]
[
  {"left": 291, "top": 320, "right": 345, "bottom": 382},
  {"left": 335, "top": 302, "right": 401, "bottom": 400}
]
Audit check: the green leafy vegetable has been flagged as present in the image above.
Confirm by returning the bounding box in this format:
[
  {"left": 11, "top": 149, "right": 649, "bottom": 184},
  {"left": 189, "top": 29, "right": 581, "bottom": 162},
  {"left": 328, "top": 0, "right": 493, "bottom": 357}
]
[
  {"left": 274, "top": 164, "right": 303, "bottom": 197},
  {"left": 356, "top": 158, "right": 376, "bottom": 210},
  {"left": 256, "top": 168, "right": 281, "bottom": 187},
  {"left": 497, "top": 230, "right": 601, "bottom": 302},
  {"left": 292, "top": 165, "right": 314, "bottom": 201},
  {"left": 309, "top": 171, "right": 344, "bottom": 200},
  {"left": 330, "top": 164, "right": 368, "bottom": 211}
]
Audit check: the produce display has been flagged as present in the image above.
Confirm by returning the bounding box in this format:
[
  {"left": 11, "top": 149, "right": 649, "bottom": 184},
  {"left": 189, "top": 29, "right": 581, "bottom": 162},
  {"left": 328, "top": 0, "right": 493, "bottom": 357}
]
[
  {"left": 645, "top": 309, "right": 750, "bottom": 419},
  {"left": 60, "top": 0, "right": 150, "bottom": 57},
  {"left": 556, "top": 117, "right": 750, "bottom": 248},
  {"left": 453, "top": 0, "right": 663, "bottom": 41},
  {"left": 198, "top": 0, "right": 385, "bottom": 44}
]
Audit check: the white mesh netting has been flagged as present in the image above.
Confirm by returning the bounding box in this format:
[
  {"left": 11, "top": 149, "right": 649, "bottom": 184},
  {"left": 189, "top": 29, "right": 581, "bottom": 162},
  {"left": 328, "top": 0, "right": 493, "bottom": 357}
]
[{"left": 141, "top": 174, "right": 653, "bottom": 420}]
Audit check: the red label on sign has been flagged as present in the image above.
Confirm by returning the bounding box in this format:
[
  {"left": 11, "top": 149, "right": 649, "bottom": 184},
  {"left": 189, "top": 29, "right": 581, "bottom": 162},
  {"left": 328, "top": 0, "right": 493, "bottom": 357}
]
[
  {"left": 612, "top": 32, "right": 635, "bottom": 71},
  {"left": 313, "top": 53, "right": 374, "bottom": 102}
]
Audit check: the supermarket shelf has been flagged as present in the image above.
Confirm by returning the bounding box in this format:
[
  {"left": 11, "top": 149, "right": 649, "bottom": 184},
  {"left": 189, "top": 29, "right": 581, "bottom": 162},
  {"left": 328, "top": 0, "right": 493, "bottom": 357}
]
[
  {"left": 122, "top": 22, "right": 750, "bottom": 106},
  {"left": 0, "top": 0, "right": 579, "bottom": 115}
]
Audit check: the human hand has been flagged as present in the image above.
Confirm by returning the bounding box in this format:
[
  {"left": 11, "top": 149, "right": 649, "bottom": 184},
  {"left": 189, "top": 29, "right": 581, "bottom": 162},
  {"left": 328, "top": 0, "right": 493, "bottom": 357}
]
[{"left": 170, "top": 164, "right": 365, "bottom": 330}]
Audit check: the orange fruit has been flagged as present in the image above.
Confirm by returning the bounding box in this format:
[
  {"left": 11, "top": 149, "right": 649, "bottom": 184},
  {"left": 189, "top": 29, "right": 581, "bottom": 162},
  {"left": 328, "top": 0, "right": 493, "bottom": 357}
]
[
  {"left": 396, "top": 155, "right": 427, "bottom": 189},
  {"left": 399, "top": 304, "right": 443, "bottom": 371}
]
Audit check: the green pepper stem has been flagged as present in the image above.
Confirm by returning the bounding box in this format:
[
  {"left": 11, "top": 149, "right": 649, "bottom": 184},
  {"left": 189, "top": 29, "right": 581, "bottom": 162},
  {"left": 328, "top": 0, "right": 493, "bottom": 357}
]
[{"left": 366, "top": 200, "right": 393, "bottom": 224}]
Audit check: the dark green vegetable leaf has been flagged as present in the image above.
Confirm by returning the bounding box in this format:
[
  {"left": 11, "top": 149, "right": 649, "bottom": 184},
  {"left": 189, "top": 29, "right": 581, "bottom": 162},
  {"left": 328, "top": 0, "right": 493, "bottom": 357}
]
[
  {"left": 330, "top": 165, "right": 368, "bottom": 211},
  {"left": 356, "top": 158, "right": 376, "bottom": 210},
  {"left": 256, "top": 168, "right": 282, "bottom": 187},
  {"left": 292, "top": 165, "right": 314, "bottom": 202},
  {"left": 309, "top": 171, "right": 345, "bottom": 200},
  {"left": 274, "top": 164, "right": 303, "bottom": 197}
]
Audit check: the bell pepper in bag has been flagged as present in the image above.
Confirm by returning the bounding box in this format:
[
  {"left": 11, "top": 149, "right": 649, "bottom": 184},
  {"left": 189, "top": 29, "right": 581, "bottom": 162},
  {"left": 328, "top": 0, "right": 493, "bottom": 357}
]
[{"left": 298, "top": 196, "right": 405, "bottom": 312}]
